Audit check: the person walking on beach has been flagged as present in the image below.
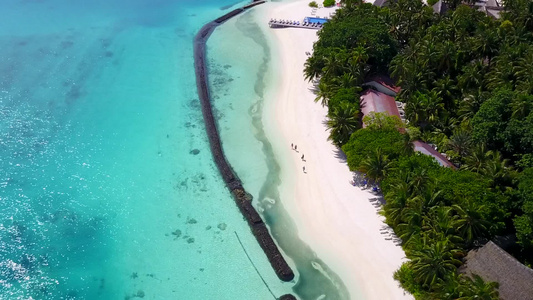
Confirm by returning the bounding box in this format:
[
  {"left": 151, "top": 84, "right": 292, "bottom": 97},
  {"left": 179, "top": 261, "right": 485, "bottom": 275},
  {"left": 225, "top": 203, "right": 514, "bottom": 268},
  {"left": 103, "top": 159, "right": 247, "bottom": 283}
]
[
  {"left": 295, "top": 145, "right": 297, "bottom": 151},
  {"left": 303, "top": 166, "right": 306, "bottom": 173},
  {"left": 291, "top": 143, "right": 293, "bottom": 150},
  {"left": 301, "top": 154, "right": 304, "bottom": 161}
]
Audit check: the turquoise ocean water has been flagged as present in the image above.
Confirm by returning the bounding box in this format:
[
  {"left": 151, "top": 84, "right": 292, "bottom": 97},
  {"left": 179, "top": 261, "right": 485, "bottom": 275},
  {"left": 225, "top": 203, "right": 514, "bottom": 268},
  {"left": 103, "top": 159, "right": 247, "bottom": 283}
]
[
  {"left": 0, "top": 0, "right": 350, "bottom": 299},
  {"left": 0, "top": 0, "right": 296, "bottom": 299}
]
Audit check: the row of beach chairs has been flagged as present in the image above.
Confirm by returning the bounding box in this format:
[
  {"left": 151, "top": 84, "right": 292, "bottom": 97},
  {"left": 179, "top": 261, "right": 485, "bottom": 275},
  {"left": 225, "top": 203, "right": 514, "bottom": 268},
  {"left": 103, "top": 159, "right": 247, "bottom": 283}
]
[
  {"left": 269, "top": 19, "right": 324, "bottom": 28},
  {"left": 303, "top": 22, "right": 323, "bottom": 27},
  {"left": 271, "top": 19, "right": 301, "bottom": 26}
]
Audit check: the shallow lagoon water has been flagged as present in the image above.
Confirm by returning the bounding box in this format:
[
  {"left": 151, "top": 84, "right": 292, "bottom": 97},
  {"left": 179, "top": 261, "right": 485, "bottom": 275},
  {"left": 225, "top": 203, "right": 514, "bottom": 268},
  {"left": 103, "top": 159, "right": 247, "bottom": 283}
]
[
  {"left": 0, "top": 1, "right": 293, "bottom": 299},
  {"left": 207, "top": 7, "right": 350, "bottom": 300}
]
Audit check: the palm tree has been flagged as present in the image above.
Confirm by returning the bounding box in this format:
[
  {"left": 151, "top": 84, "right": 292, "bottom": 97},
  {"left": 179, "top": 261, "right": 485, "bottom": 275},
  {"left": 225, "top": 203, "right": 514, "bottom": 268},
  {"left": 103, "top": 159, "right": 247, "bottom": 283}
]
[
  {"left": 458, "top": 89, "right": 488, "bottom": 123},
  {"left": 333, "top": 73, "right": 357, "bottom": 90},
  {"left": 390, "top": 53, "right": 410, "bottom": 85},
  {"left": 405, "top": 94, "right": 424, "bottom": 126},
  {"left": 410, "top": 241, "right": 462, "bottom": 286},
  {"left": 434, "top": 76, "right": 459, "bottom": 111},
  {"left": 432, "top": 272, "right": 465, "bottom": 300},
  {"left": 422, "top": 206, "right": 463, "bottom": 248},
  {"left": 458, "top": 60, "right": 487, "bottom": 93},
  {"left": 398, "top": 199, "right": 424, "bottom": 246},
  {"left": 474, "top": 28, "right": 500, "bottom": 64},
  {"left": 482, "top": 150, "right": 513, "bottom": 190},
  {"left": 358, "top": 148, "right": 391, "bottom": 183},
  {"left": 326, "top": 102, "right": 360, "bottom": 146},
  {"left": 447, "top": 128, "right": 473, "bottom": 159},
  {"left": 304, "top": 55, "right": 323, "bottom": 82},
  {"left": 314, "top": 81, "right": 330, "bottom": 107},
  {"left": 458, "top": 274, "right": 499, "bottom": 300},
  {"left": 485, "top": 49, "right": 517, "bottom": 92},
  {"left": 452, "top": 202, "right": 490, "bottom": 247},
  {"left": 398, "top": 220, "right": 422, "bottom": 247},
  {"left": 415, "top": 187, "right": 443, "bottom": 213},
  {"left": 419, "top": 39, "right": 439, "bottom": 71},
  {"left": 405, "top": 91, "right": 446, "bottom": 129},
  {"left": 424, "top": 90, "right": 447, "bottom": 128},
  {"left": 511, "top": 94, "right": 533, "bottom": 119},
  {"left": 348, "top": 45, "right": 368, "bottom": 73},
  {"left": 383, "top": 181, "right": 411, "bottom": 226},
  {"left": 407, "top": 168, "right": 433, "bottom": 196},
  {"left": 436, "top": 40, "right": 457, "bottom": 74},
  {"left": 322, "top": 50, "right": 347, "bottom": 79},
  {"left": 513, "top": 46, "right": 533, "bottom": 94},
  {"left": 462, "top": 144, "right": 492, "bottom": 174}
]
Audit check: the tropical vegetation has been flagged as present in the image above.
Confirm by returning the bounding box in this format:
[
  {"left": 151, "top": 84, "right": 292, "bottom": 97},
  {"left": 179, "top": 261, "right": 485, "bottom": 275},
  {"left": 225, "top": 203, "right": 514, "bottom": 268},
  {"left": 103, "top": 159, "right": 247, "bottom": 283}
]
[
  {"left": 323, "top": 0, "right": 336, "bottom": 7},
  {"left": 304, "top": 0, "right": 533, "bottom": 298}
]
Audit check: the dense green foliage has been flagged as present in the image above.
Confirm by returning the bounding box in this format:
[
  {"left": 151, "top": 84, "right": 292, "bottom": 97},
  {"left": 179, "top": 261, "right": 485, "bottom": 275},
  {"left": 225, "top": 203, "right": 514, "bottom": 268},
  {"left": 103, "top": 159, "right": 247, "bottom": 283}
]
[
  {"left": 309, "top": 1, "right": 318, "bottom": 8},
  {"left": 471, "top": 90, "right": 533, "bottom": 166},
  {"left": 342, "top": 127, "right": 410, "bottom": 178},
  {"left": 514, "top": 168, "right": 533, "bottom": 250},
  {"left": 306, "top": 0, "right": 533, "bottom": 298},
  {"left": 323, "top": 0, "right": 336, "bottom": 7}
]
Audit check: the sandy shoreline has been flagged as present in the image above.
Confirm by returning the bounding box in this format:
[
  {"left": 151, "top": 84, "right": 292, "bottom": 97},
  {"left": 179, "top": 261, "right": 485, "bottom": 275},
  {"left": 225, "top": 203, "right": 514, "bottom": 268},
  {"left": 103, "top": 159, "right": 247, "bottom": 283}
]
[{"left": 254, "top": 1, "right": 413, "bottom": 299}]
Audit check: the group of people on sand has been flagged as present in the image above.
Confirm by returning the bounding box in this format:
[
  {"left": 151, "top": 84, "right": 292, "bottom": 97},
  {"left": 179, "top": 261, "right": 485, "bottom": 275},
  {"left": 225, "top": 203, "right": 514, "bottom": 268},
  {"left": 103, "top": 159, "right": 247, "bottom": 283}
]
[{"left": 291, "top": 143, "right": 306, "bottom": 173}]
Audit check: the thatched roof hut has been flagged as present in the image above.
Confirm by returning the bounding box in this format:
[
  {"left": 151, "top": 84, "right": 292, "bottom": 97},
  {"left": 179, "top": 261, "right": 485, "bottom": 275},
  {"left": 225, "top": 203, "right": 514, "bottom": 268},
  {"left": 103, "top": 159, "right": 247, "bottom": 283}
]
[{"left": 461, "top": 241, "right": 533, "bottom": 300}]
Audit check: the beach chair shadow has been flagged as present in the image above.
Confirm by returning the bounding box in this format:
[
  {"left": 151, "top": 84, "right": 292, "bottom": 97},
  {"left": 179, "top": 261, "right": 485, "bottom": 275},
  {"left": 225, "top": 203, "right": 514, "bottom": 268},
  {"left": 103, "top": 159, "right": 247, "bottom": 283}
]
[
  {"left": 369, "top": 196, "right": 385, "bottom": 206},
  {"left": 349, "top": 172, "right": 368, "bottom": 188}
]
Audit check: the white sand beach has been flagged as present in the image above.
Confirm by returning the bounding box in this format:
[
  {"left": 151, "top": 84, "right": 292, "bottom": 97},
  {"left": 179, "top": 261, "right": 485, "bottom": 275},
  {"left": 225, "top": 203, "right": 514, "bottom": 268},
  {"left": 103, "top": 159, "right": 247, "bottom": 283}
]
[{"left": 255, "top": 1, "right": 413, "bottom": 299}]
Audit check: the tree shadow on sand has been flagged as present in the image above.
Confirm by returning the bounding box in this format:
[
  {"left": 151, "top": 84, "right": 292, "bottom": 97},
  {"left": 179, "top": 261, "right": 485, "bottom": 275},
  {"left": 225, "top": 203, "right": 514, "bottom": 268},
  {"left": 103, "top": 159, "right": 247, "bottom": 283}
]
[{"left": 332, "top": 147, "right": 347, "bottom": 163}]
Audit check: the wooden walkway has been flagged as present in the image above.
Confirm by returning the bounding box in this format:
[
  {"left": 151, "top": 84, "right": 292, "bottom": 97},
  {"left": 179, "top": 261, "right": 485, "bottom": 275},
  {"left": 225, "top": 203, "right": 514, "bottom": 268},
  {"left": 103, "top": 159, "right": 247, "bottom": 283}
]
[{"left": 268, "top": 19, "right": 323, "bottom": 30}]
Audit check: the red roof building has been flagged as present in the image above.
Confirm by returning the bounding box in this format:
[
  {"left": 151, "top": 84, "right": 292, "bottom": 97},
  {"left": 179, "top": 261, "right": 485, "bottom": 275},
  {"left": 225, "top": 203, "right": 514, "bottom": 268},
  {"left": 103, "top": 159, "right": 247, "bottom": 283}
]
[
  {"left": 360, "top": 89, "right": 401, "bottom": 127},
  {"left": 359, "top": 89, "right": 454, "bottom": 168},
  {"left": 363, "top": 74, "right": 401, "bottom": 97},
  {"left": 413, "top": 141, "right": 456, "bottom": 168}
]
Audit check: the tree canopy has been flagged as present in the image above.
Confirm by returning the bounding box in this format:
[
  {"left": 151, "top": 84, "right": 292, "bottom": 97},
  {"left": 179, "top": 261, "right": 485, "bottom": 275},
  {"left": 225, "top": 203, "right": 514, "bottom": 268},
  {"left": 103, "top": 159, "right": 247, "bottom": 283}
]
[{"left": 305, "top": 0, "right": 533, "bottom": 297}]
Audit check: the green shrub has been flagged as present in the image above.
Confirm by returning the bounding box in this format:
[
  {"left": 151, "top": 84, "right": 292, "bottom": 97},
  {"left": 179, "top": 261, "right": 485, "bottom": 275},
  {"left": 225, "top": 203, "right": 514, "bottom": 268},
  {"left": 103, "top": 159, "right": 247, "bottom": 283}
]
[
  {"left": 342, "top": 128, "right": 409, "bottom": 171},
  {"left": 309, "top": 1, "right": 318, "bottom": 7},
  {"left": 323, "top": 0, "right": 335, "bottom": 7},
  {"left": 394, "top": 263, "right": 424, "bottom": 298}
]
